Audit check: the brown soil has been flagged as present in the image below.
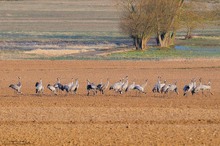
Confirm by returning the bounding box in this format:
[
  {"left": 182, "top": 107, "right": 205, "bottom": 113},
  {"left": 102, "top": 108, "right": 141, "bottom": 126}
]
[{"left": 0, "top": 60, "right": 220, "bottom": 146}]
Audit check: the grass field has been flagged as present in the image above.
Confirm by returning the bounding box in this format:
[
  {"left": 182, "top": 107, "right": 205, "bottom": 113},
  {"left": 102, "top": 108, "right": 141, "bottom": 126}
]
[
  {"left": 1, "top": 37, "right": 219, "bottom": 60},
  {"left": 109, "top": 38, "right": 220, "bottom": 60}
]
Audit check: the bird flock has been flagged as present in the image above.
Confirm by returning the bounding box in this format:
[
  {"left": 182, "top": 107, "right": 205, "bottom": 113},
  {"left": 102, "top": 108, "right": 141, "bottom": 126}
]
[{"left": 9, "top": 76, "right": 213, "bottom": 97}]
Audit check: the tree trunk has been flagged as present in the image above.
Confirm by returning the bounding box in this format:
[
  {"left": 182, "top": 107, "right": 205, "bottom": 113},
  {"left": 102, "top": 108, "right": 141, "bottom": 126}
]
[
  {"left": 137, "top": 37, "right": 142, "bottom": 50},
  {"left": 133, "top": 36, "right": 140, "bottom": 50},
  {"left": 155, "top": 0, "right": 185, "bottom": 48},
  {"left": 141, "top": 37, "right": 150, "bottom": 50},
  {"left": 133, "top": 37, "right": 143, "bottom": 50},
  {"left": 157, "top": 31, "right": 176, "bottom": 48},
  {"left": 170, "top": 31, "right": 176, "bottom": 46},
  {"left": 157, "top": 32, "right": 169, "bottom": 48},
  {"left": 185, "top": 27, "right": 193, "bottom": 39},
  {"left": 133, "top": 36, "right": 151, "bottom": 50}
]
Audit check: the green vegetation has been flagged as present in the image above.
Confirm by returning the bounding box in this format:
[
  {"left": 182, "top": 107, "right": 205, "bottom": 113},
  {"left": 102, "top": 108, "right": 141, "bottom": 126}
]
[
  {"left": 0, "top": 31, "right": 127, "bottom": 42},
  {"left": 110, "top": 47, "right": 220, "bottom": 60},
  {"left": 109, "top": 38, "right": 220, "bottom": 60},
  {"left": 0, "top": 36, "right": 219, "bottom": 60}
]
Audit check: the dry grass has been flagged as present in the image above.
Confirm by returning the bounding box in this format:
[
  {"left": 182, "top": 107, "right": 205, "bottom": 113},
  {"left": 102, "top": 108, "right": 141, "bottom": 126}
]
[{"left": 24, "top": 49, "right": 92, "bottom": 56}]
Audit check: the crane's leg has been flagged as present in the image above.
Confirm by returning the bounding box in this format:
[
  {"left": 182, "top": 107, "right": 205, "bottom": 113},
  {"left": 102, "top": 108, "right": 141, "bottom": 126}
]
[
  {"left": 202, "top": 90, "right": 206, "bottom": 97},
  {"left": 93, "top": 90, "right": 96, "bottom": 96},
  {"left": 175, "top": 88, "right": 179, "bottom": 95},
  {"left": 209, "top": 89, "right": 214, "bottom": 96}
]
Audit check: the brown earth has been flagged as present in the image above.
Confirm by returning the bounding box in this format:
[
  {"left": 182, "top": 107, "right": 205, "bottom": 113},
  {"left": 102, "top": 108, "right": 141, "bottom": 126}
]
[{"left": 0, "top": 60, "right": 220, "bottom": 146}]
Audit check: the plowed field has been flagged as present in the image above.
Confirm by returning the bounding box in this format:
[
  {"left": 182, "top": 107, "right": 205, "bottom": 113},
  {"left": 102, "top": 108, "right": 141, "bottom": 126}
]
[{"left": 0, "top": 60, "right": 220, "bottom": 145}]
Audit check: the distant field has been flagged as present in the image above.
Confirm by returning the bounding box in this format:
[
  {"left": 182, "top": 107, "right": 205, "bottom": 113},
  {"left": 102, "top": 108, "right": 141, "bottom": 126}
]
[
  {"left": 0, "top": 0, "right": 218, "bottom": 36},
  {"left": 0, "top": 0, "right": 219, "bottom": 60},
  {"left": 0, "top": 0, "right": 119, "bottom": 32}
]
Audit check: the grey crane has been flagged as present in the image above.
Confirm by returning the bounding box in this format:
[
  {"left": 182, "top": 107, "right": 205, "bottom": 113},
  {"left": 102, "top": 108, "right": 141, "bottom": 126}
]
[
  {"left": 133, "top": 80, "right": 148, "bottom": 94},
  {"left": 152, "top": 77, "right": 166, "bottom": 93},
  {"left": 87, "top": 79, "right": 97, "bottom": 96},
  {"left": 47, "top": 84, "right": 57, "bottom": 95},
  {"left": 109, "top": 79, "right": 123, "bottom": 94},
  {"left": 159, "top": 80, "right": 166, "bottom": 93},
  {"left": 162, "top": 81, "right": 179, "bottom": 95},
  {"left": 9, "top": 77, "right": 22, "bottom": 94},
  {"left": 121, "top": 77, "right": 129, "bottom": 94},
  {"left": 192, "top": 78, "right": 213, "bottom": 96},
  {"left": 109, "top": 76, "right": 128, "bottom": 94},
  {"left": 161, "top": 83, "right": 170, "bottom": 94},
  {"left": 183, "top": 78, "right": 196, "bottom": 96},
  {"left": 63, "top": 78, "right": 74, "bottom": 93},
  {"left": 125, "top": 82, "right": 136, "bottom": 92},
  {"left": 54, "top": 78, "right": 64, "bottom": 93},
  {"left": 97, "top": 78, "right": 109, "bottom": 94},
  {"left": 70, "top": 78, "right": 79, "bottom": 94},
  {"left": 152, "top": 76, "right": 161, "bottom": 93},
  {"left": 35, "top": 79, "right": 44, "bottom": 94}
]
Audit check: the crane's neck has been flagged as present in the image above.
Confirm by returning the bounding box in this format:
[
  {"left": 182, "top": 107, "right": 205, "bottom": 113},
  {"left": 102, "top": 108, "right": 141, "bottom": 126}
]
[
  {"left": 106, "top": 80, "right": 110, "bottom": 86},
  {"left": 75, "top": 79, "right": 78, "bottom": 85},
  {"left": 142, "top": 81, "right": 148, "bottom": 88}
]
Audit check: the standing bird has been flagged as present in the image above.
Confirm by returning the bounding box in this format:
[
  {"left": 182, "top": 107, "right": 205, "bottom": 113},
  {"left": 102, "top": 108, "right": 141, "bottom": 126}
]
[
  {"left": 133, "top": 80, "right": 148, "bottom": 94},
  {"left": 63, "top": 78, "right": 74, "bottom": 93},
  {"left": 54, "top": 78, "right": 64, "bottom": 93},
  {"left": 159, "top": 80, "right": 166, "bottom": 93},
  {"left": 47, "top": 84, "right": 57, "bottom": 95},
  {"left": 87, "top": 79, "right": 97, "bottom": 96},
  {"left": 183, "top": 78, "right": 196, "bottom": 96},
  {"left": 109, "top": 79, "right": 123, "bottom": 94},
  {"left": 125, "top": 82, "right": 136, "bottom": 92},
  {"left": 109, "top": 76, "right": 128, "bottom": 94},
  {"left": 70, "top": 78, "right": 79, "bottom": 94},
  {"left": 9, "top": 77, "right": 22, "bottom": 94},
  {"left": 97, "top": 78, "right": 110, "bottom": 94},
  {"left": 192, "top": 79, "right": 213, "bottom": 97},
  {"left": 152, "top": 76, "right": 165, "bottom": 93},
  {"left": 163, "top": 81, "right": 179, "bottom": 95},
  {"left": 97, "top": 78, "right": 103, "bottom": 94},
  {"left": 121, "top": 77, "right": 129, "bottom": 94},
  {"left": 152, "top": 76, "right": 159, "bottom": 93},
  {"left": 35, "top": 79, "right": 44, "bottom": 94},
  {"left": 161, "top": 83, "right": 170, "bottom": 94}
]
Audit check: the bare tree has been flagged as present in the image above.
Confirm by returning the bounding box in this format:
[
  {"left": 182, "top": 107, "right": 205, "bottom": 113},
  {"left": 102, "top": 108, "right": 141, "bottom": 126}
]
[
  {"left": 155, "top": 0, "right": 184, "bottom": 47},
  {"left": 119, "top": 0, "right": 156, "bottom": 50},
  {"left": 118, "top": 0, "right": 219, "bottom": 49},
  {"left": 180, "top": 1, "right": 219, "bottom": 39},
  {"left": 118, "top": 0, "right": 185, "bottom": 49}
]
